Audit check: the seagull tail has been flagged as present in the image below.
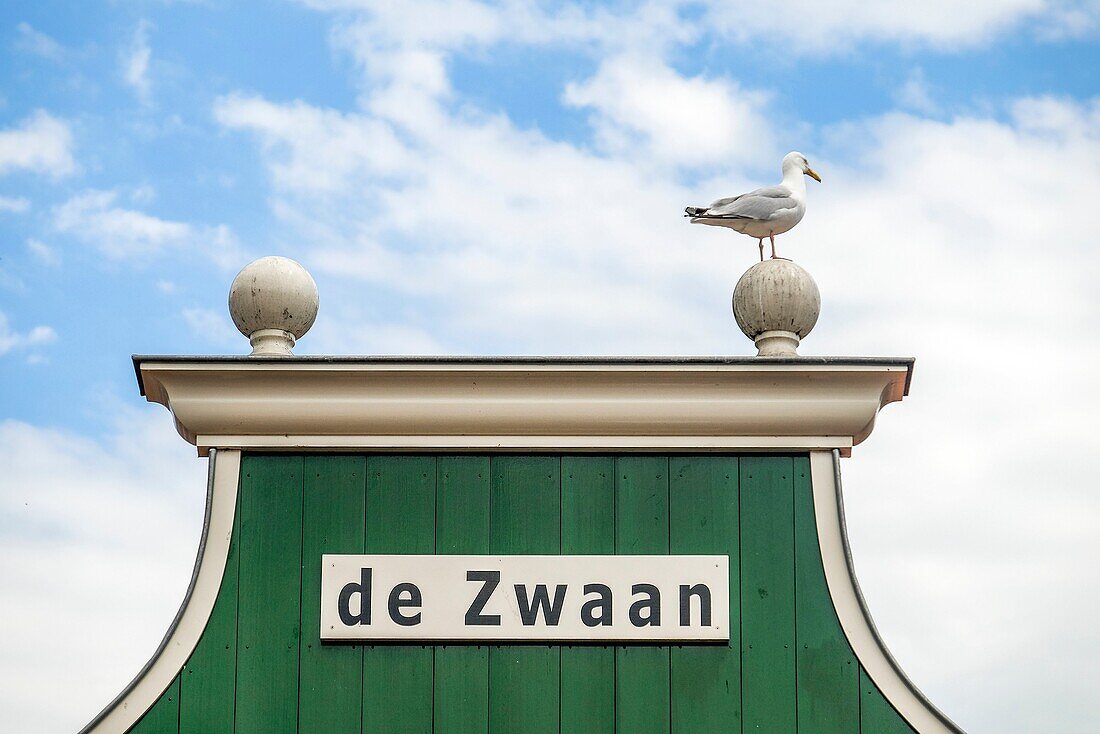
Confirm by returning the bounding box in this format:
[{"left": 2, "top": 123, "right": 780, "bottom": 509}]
[{"left": 684, "top": 206, "right": 708, "bottom": 217}]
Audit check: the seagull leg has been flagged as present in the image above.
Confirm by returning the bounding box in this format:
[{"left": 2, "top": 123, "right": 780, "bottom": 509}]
[
  {"left": 769, "top": 235, "right": 777, "bottom": 259},
  {"left": 757, "top": 238, "right": 764, "bottom": 261}
]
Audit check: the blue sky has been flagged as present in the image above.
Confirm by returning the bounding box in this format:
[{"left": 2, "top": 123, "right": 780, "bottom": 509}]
[
  {"left": 3, "top": 0, "right": 1099, "bottom": 436},
  {"left": 1, "top": 1, "right": 1099, "bottom": 732}
]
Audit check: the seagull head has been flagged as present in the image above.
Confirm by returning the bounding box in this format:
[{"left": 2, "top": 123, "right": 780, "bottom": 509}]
[{"left": 783, "top": 151, "right": 821, "bottom": 182}]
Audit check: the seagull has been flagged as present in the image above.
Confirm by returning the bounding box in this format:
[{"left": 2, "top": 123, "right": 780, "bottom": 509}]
[{"left": 685, "top": 151, "right": 821, "bottom": 261}]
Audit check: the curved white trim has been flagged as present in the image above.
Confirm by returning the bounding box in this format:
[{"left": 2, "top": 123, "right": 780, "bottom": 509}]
[
  {"left": 810, "top": 450, "right": 964, "bottom": 733},
  {"left": 81, "top": 449, "right": 241, "bottom": 734}
]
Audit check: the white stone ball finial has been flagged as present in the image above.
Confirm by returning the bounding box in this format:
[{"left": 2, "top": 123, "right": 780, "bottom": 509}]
[
  {"left": 732, "top": 259, "right": 820, "bottom": 357},
  {"left": 228, "top": 256, "right": 318, "bottom": 356}
]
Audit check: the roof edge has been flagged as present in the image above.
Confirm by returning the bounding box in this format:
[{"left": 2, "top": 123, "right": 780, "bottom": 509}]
[{"left": 133, "top": 356, "right": 914, "bottom": 456}]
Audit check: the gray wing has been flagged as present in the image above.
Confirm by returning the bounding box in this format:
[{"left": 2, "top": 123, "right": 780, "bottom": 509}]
[{"left": 704, "top": 186, "right": 795, "bottom": 220}]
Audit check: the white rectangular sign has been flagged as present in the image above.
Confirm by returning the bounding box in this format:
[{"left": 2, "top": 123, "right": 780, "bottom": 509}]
[{"left": 320, "top": 554, "right": 729, "bottom": 642}]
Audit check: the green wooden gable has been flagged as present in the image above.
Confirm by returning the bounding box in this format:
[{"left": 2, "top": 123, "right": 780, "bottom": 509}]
[{"left": 129, "top": 453, "right": 914, "bottom": 733}]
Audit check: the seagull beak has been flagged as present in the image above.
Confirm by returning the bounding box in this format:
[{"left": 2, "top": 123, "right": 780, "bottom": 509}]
[{"left": 805, "top": 167, "right": 821, "bottom": 182}]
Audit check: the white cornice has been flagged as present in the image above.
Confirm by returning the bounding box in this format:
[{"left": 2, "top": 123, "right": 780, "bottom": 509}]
[{"left": 134, "top": 357, "right": 912, "bottom": 456}]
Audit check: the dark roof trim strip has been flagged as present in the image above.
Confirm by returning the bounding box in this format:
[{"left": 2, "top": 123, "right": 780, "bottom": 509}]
[{"left": 132, "top": 354, "right": 915, "bottom": 397}]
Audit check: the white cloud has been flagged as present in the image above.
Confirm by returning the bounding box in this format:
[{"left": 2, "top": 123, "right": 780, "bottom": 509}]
[
  {"left": 317, "top": 0, "right": 694, "bottom": 117},
  {"left": 52, "top": 189, "right": 244, "bottom": 268},
  {"left": 54, "top": 190, "right": 188, "bottom": 257},
  {"left": 213, "top": 95, "right": 407, "bottom": 194},
  {"left": 563, "top": 54, "right": 775, "bottom": 168},
  {"left": 306, "top": 309, "right": 450, "bottom": 354},
  {"left": 781, "top": 99, "right": 1100, "bottom": 731},
  {"left": 213, "top": 10, "right": 756, "bottom": 354},
  {"left": 895, "top": 67, "right": 939, "bottom": 114},
  {"left": 129, "top": 183, "right": 156, "bottom": 204},
  {"left": 0, "top": 110, "right": 76, "bottom": 178},
  {"left": 15, "top": 22, "right": 67, "bottom": 61},
  {"left": 216, "top": 86, "right": 722, "bottom": 353},
  {"left": 0, "top": 312, "right": 56, "bottom": 357},
  {"left": 1033, "top": 0, "right": 1100, "bottom": 39},
  {"left": 699, "top": 0, "right": 1097, "bottom": 50},
  {"left": 316, "top": 0, "right": 675, "bottom": 54},
  {"left": 0, "top": 195, "right": 31, "bottom": 213},
  {"left": 181, "top": 306, "right": 240, "bottom": 347},
  {"left": 25, "top": 238, "right": 60, "bottom": 266},
  {"left": 299, "top": 0, "right": 1100, "bottom": 58},
  {"left": 123, "top": 21, "right": 153, "bottom": 102},
  {"left": 0, "top": 412, "right": 205, "bottom": 733}
]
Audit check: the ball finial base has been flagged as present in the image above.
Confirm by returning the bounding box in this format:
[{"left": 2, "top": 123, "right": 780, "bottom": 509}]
[
  {"left": 754, "top": 329, "right": 801, "bottom": 357},
  {"left": 732, "top": 259, "right": 820, "bottom": 357},
  {"left": 248, "top": 328, "right": 297, "bottom": 356}
]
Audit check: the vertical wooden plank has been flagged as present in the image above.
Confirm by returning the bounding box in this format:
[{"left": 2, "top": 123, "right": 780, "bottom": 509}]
[
  {"left": 299, "top": 456, "right": 366, "bottom": 731},
  {"left": 130, "top": 675, "right": 180, "bottom": 734},
  {"left": 560, "top": 456, "right": 615, "bottom": 734},
  {"left": 234, "top": 455, "right": 303, "bottom": 734},
  {"left": 860, "top": 666, "right": 916, "bottom": 733},
  {"left": 434, "top": 456, "right": 491, "bottom": 734},
  {"left": 669, "top": 456, "right": 740, "bottom": 733},
  {"left": 179, "top": 471, "right": 241, "bottom": 734},
  {"left": 795, "top": 455, "right": 858, "bottom": 732},
  {"left": 615, "top": 455, "right": 671, "bottom": 734},
  {"left": 362, "top": 456, "right": 436, "bottom": 734},
  {"left": 489, "top": 456, "right": 560, "bottom": 734},
  {"left": 741, "top": 456, "right": 796, "bottom": 732}
]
